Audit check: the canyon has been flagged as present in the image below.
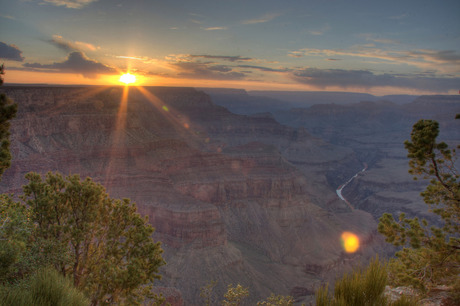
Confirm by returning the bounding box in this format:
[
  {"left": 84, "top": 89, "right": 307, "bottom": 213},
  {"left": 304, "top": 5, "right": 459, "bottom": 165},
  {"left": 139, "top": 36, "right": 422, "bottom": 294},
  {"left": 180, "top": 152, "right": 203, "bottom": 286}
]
[{"left": 1, "top": 86, "right": 458, "bottom": 304}]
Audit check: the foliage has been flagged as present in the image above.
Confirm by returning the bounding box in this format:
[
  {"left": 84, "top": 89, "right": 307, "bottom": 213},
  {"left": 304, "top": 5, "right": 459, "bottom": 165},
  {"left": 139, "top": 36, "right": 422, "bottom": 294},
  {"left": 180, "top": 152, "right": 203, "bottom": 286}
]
[
  {"left": 202, "top": 281, "right": 293, "bottom": 306},
  {"left": 378, "top": 118, "right": 460, "bottom": 293},
  {"left": 0, "top": 64, "right": 18, "bottom": 180},
  {"left": 1, "top": 172, "right": 165, "bottom": 305},
  {"left": 222, "top": 284, "right": 249, "bottom": 306},
  {"left": 21, "top": 172, "right": 166, "bottom": 305},
  {"left": 200, "top": 280, "right": 218, "bottom": 306},
  {"left": 0, "top": 267, "right": 89, "bottom": 306},
  {"left": 0, "top": 194, "right": 50, "bottom": 284},
  {"left": 256, "top": 293, "right": 294, "bottom": 305},
  {"left": 315, "top": 257, "right": 388, "bottom": 306}
]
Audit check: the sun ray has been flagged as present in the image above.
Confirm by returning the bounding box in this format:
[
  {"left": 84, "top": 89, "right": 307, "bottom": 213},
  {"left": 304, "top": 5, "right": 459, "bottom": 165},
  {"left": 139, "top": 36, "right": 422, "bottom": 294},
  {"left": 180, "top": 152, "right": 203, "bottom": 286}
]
[{"left": 104, "top": 85, "right": 130, "bottom": 190}]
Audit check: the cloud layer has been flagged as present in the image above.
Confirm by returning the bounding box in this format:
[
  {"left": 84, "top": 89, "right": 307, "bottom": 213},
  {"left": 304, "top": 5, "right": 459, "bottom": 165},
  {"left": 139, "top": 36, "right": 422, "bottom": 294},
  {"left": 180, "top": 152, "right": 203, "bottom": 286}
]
[
  {"left": 0, "top": 42, "right": 24, "bottom": 61},
  {"left": 291, "top": 68, "right": 460, "bottom": 92},
  {"left": 288, "top": 47, "right": 460, "bottom": 74}
]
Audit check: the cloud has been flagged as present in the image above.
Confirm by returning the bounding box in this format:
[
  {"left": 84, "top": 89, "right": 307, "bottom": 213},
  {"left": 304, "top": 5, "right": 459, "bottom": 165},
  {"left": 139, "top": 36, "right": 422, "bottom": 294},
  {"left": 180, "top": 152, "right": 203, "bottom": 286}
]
[
  {"left": 409, "top": 50, "right": 460, "bottom": 64},
  {"left": 49, "top": 35, "right": 98, "bottom": 52},
  {"left": 161, "top": 54, "right": 284, "bottom": 80},
  {"left": 189, "top": 55, "right": 253, "bottom": 62},
  {"left": 287, "top": 51, "right": 304, "bottom": 58},
  {"left": 203, "top": 26, "right": 227, "bottom": 31},
  {"left": 0, "top": 42, "right": 24, "bottom": 61},
  {"left": 359, "top": 34, "right": 400, "bottom": 45},
  {"left": 242, "top": 13, "right": 280, "bottom": 25},
  {"left": 23, "top": 51, "right": 115, "bottom": 78},
  {"left": 114, "top": 55, "right": 157, "bottom": 63},
  {"left": 291, "top": 67, "right": 460, "bottom": 92},
  {"left": 0, "top": 15, "right": 16, "bottom": 20},
  {"left": 40, "top": 0, "right": 98, "bottom": 9},
  {"left": 308, "top": 24, "right": 330, "bottom": 36},
  {"left": 171, "top": 62, "right": 245, "bottom": 80},
  {"left": 236, "top": 65, "right": 286, "bottom": 72}
]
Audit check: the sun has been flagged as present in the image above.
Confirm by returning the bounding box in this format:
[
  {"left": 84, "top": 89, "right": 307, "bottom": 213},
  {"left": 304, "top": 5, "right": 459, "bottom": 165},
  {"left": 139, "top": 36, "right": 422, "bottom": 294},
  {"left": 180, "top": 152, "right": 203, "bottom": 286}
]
[{"left": 119, "top": 73, "right": 137, "bottom": 85}]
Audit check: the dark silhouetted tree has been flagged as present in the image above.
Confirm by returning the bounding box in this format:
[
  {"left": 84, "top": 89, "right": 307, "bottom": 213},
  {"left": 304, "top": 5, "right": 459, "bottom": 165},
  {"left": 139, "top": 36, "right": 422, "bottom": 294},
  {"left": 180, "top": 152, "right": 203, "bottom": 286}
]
[{"left": 0, "top": 64, "right": 18, "bottom": 180}]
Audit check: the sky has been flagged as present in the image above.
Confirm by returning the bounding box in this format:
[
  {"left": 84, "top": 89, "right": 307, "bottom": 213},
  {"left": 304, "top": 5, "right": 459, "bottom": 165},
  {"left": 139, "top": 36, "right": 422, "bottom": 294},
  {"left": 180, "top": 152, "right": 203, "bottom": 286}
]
[{"left": 1, "top": 0, "right": 459, "bottom": 95}]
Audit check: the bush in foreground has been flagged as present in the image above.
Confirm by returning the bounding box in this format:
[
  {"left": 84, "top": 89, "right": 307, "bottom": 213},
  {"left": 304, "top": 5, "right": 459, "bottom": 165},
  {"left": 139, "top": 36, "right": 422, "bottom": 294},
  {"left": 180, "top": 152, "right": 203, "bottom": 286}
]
[{"left": 0, "top": 267, "right": 89, "bottom": 306}]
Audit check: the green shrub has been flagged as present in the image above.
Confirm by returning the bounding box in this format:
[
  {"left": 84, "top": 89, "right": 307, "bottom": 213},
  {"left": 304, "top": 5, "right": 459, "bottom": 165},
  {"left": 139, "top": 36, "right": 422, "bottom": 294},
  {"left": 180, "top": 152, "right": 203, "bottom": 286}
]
[
  {"left": 1, "top": 267, "right": 89, "bottom": 306},
  {"left": 315, "top": 257, "right": 387, "bottom": 306}
]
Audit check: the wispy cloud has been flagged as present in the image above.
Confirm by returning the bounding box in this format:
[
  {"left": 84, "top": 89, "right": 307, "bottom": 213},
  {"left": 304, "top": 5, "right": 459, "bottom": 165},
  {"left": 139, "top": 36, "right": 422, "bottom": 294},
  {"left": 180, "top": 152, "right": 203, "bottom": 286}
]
[
  {"left": 189, "top": 19, "right": 203, "bottom": 25},
  {"left": 0, "top": 42, "right": 24, "bottom": 61},
  {"left": 203, "top": 26, "right": 227, "bottom": 31},
  {"left": 236, "top": 65, "right": 286, "bottom": 72},
  {"left": 40, "top": 0, "right": 98, "bottom": 9},
  {"left": 116, "top": 55, "right": 150, "bottom": 61},
  {"left": 242, "top": 13, "right": 280, "bottom": 25},
  {"left": 23, "top": 51, "right": 115, "bottom": 78},
  {"left": 49, "top": 35, "right": 98, "bottom": 52},
  {"left": 189, "top": 55, "right": 253, "bottom": 62},
  {"left": 308, "top": 24, "right": 330, "bottom": 36},
  {"left": 359, "top": 33, "right": 400, "bottom": 45},
  {"left": 171, "top": 61, "right": 245, "bottom": 80},
  {"left": 0, "top": 15, "right": 16, "bottom": 20}
]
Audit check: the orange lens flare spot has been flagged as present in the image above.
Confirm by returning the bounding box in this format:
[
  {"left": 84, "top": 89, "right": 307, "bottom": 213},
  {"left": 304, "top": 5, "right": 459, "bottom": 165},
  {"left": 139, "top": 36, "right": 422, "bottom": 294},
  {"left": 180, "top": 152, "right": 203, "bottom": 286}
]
[
  {"left": 119, "top": 73, "right": 136, "bottom": 85},
  {"left": 341, "top": 232, "right": 360, "bottom": 253}
]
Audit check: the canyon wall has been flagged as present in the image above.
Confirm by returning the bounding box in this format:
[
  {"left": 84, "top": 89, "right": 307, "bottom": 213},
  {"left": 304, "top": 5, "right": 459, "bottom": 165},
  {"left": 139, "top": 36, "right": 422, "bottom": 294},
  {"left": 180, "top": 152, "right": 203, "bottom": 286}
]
[{"left": 0, "top": 86, "right": 387, "bottom": 304}]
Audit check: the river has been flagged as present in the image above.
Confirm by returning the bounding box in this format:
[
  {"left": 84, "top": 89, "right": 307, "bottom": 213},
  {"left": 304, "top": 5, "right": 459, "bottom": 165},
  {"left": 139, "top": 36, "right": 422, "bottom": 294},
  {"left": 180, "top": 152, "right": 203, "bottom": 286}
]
[{"left": 336, "top": 164, "right": 367, "bottom": 209}]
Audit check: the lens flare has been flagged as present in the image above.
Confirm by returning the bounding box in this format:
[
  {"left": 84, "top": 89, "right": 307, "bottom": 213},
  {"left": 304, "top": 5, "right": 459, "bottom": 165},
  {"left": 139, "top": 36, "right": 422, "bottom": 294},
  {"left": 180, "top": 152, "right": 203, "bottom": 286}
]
[{"left": 341, "top": 232, "right": 360, "bottom": 253}]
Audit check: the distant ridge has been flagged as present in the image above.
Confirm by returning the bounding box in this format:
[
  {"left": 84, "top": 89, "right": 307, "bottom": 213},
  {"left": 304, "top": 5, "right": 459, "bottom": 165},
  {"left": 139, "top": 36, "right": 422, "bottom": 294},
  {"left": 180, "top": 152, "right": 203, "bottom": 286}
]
[{"left": 248, "top": 90, "right": 419, "bottom": 105}]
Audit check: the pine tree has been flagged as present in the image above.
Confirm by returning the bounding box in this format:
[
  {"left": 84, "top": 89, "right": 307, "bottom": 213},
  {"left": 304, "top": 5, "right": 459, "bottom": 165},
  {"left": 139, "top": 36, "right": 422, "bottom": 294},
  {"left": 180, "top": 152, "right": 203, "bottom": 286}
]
[{"left": 378, "top": 118, "right": 460, "bottom": 296}]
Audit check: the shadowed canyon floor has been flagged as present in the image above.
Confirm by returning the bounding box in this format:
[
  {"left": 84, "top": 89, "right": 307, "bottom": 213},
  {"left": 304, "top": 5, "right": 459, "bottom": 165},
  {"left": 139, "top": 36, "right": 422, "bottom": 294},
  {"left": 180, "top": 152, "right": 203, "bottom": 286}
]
[{"left": 2, "top": 86, "right": 457, "bottom": 304}]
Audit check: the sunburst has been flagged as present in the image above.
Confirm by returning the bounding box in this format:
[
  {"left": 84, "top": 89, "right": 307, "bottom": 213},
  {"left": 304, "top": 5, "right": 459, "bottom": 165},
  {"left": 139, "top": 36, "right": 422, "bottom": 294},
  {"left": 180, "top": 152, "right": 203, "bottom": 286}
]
[{"left": 119, "top": 73, "right": 137, "bottom": 85}]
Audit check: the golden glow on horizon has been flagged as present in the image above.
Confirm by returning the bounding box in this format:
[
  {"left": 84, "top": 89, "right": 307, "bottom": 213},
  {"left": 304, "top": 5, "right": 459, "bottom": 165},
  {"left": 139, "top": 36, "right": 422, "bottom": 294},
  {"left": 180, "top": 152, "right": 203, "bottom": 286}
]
[
  {"left": 341, "top": 232, "right": 360, "bottom": 253},
  {"left": 4, "top": 70, "right": 456, "bottom": 96},
  {"left": 119, "top": 73, "right": 137, "bottom": 85}
]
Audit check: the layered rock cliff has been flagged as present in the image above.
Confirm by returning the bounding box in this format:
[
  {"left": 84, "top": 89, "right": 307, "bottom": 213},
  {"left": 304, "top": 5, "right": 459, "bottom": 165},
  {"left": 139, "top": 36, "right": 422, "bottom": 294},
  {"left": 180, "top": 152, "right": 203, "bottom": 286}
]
[{"left": 0, "top": 86, "right": 385, "bottom": 304}]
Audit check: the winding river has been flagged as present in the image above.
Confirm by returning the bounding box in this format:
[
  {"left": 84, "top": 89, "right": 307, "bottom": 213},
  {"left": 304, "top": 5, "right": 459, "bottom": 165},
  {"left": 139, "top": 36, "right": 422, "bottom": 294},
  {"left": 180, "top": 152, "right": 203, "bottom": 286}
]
[{"left": 336, "top": 164, "right": 368, "bottom": 209}]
